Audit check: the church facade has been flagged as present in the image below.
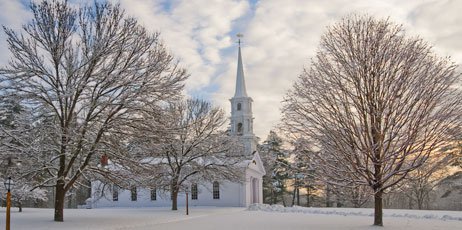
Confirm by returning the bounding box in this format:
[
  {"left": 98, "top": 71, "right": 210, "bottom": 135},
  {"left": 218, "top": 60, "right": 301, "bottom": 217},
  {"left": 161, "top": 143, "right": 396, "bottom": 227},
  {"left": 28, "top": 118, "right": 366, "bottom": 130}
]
[{"left": 87, "top": 40, "right": 265, "bottom": 208}]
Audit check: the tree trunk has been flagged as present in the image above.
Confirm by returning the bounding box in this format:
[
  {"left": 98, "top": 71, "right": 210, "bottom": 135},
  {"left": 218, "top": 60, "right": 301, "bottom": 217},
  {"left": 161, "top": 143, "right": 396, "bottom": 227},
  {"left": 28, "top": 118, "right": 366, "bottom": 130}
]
[
  {"left": 417, "top": 198, "right": 423, "bottom": 210},
  {"left": 291, "top": 189, "right": 296, "bottom": 206},
  {"left": 282, "top": 191, "right": 286, "bottom": 207},
  {"left": 326, "top": 185, "right": 331, "bottom": 207},
  {"left": 170, "top": 177, "right": 180, "bottom": 211},
  {"left": 171, "top": 189, "right": 178, "bottom": 210},
  {"left": 417, "top": 190, "right": 425, "bottom": 210},
  {"left": 373, "top": 190, "right": 383, "bottom": 226},
  {"left": 296, "top": 188, "right": 300, "bottom": 206},
  {"left": 18, "top": 202, "right": 22, "bottom": 212},
  {"left": 408, "top": 197, "right": 413, "bottom": 209},
  {"left": 306, "top": 187, "right": 311, "bottom": 207},
  {"left": 54, "top": 181, "right": 66, "bottom": 221},
  {"left": 271, "top": 188, "right": 275, "bottom": 205}
]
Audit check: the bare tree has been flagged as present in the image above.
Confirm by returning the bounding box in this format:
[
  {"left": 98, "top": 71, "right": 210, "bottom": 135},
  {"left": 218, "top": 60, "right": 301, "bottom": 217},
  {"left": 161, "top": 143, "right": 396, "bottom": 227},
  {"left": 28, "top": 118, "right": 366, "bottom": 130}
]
[
  {"left": 282, "top": 15, "right": 462, "bottom": 226},
  {"left": 0, "top": 1, "right": 186, "bottom": 221},
  {"left": 287, "top": 138, "right": 319, "bottom": 207},
  {"left": 329, "top": 183, "right": 371, "bottom": 208},
  {"left": 118, "top": 98, "right": 245, "bottom": 210}
]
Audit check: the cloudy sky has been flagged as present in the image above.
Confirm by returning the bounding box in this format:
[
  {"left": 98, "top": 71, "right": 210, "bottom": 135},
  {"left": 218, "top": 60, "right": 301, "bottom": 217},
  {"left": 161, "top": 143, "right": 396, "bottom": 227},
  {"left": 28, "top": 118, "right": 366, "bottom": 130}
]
[{"left": 0, "top": 0, "right": 461, "bottom": 140}]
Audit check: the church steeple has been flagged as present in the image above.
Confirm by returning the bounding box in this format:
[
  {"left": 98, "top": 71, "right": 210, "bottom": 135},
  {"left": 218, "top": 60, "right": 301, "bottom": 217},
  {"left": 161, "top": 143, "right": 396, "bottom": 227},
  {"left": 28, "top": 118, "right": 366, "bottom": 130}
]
[
  {"left": 230, "top": 34, "right": 258, "bottom": 154},
  {"left": 234, "top": 38, "right": 248, "bottom": 97}
]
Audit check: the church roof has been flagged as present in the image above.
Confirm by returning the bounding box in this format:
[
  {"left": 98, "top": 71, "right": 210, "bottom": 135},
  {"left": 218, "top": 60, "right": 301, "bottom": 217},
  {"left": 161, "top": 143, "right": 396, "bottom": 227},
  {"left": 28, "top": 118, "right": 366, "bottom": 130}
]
[{"left": 234, "top": 44, "right": 248, "bottom": 98}]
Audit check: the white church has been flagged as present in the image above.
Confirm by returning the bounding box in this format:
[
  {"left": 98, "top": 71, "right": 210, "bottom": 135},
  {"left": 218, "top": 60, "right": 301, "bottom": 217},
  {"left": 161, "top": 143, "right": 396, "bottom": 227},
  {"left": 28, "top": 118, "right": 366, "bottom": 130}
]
[{"left": 88, "top": 39, "right": 266, "bottom": 208}]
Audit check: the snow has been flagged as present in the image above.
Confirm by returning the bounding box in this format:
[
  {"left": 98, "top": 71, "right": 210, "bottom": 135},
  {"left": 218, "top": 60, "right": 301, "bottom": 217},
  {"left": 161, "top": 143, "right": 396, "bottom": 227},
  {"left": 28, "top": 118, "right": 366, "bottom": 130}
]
[
  {"left": 248, "top": 204, "right": 462, "bottom": 221},
  {"left": 1, "top": 205, "right": 461, "bottom": 230}
]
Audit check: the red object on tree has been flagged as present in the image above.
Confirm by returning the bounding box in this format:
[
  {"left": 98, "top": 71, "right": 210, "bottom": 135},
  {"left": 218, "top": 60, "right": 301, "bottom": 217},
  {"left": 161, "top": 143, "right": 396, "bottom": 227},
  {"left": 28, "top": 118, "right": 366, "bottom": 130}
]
[{"left": 101, "top": 154, "right": 108, "bottom": 166}]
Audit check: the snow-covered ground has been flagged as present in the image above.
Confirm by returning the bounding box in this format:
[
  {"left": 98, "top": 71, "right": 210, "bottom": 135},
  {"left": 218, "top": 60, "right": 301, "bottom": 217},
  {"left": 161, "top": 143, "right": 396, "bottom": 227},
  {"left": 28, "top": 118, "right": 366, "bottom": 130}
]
[{"left": 1, "top": 205, "right": 461, "bottom": 230}]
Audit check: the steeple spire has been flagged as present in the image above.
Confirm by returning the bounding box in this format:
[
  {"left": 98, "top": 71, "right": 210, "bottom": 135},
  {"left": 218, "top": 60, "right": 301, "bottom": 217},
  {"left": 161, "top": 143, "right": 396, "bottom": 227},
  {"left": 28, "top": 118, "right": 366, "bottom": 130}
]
[
  {"left": 230, "top": 33, "right": 257, "bottom": 153},
  {"left": 234, "top": 33, "right": 248, "bottom": 97}
]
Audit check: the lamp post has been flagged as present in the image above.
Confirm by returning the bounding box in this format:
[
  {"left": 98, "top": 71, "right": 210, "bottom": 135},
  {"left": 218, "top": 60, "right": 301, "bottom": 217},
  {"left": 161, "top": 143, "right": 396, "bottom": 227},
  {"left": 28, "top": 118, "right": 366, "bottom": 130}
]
[
  {"left": 186, "top": 191, "right": 189, "bottom": 215},
  {"left": 185, "top": 183, "right": 190, "bottom": 216},
  {"left": 4, "top": 177, "right": 15, "bottom": 230}
]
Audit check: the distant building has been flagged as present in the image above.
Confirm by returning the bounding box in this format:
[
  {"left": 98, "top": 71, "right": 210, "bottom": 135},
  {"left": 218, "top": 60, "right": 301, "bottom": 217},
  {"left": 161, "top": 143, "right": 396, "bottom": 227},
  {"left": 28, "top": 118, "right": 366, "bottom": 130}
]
[{"left": 87, "top": 38, "right": 265, "bottom": 208}]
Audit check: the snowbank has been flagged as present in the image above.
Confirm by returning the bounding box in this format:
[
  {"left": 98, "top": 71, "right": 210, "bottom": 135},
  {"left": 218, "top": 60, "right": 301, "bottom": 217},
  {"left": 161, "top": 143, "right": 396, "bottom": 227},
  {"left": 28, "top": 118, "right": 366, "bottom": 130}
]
[{"left": 247, "top": 203, "right": 462, "bottom": 221}]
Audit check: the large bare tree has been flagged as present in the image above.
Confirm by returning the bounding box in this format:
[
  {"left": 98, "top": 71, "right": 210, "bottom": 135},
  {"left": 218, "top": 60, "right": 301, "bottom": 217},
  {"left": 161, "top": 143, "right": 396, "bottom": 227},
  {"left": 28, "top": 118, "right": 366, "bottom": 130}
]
[
  {"left": 118, "top": 98, "right": 245, "bottom": 210},
  {"left": 282, "top": 15, "right": 462, "bottom": 226},
  {"left": 0, "top": 1, "right": 187, "bottom": 221}
]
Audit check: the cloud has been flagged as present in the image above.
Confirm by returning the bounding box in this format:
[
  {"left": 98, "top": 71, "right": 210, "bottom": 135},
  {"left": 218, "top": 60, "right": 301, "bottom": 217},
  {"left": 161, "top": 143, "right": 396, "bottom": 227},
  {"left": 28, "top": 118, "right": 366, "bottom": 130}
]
[
  {"left": 0, "top": 1, "right": 31, "bottom": 64},
  {"left": 1, "top": 0, "right": 461, "bottom": 141},
  {"left": 111, "top": 0, "right": 250, "bottom": 94},
  {"left": 215, "top": 0, "right": 462, "bottom": 140},
  {"left": 406, "top": 0, "right": 462, "bottom": 62}
]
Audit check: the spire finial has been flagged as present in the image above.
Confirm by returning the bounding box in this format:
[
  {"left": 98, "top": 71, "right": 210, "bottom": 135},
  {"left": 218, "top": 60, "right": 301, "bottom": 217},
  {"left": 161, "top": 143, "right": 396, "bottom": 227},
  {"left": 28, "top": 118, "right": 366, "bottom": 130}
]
[{"left": 236, "top": 33, "right": 243, "bottom": 47}]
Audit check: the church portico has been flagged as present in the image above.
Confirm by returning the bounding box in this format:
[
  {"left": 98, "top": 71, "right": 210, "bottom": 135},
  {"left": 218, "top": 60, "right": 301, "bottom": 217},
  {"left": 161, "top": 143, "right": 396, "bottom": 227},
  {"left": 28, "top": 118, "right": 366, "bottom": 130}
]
[{"left": 251, "top": 177, "right": 260, "bottom": 204}]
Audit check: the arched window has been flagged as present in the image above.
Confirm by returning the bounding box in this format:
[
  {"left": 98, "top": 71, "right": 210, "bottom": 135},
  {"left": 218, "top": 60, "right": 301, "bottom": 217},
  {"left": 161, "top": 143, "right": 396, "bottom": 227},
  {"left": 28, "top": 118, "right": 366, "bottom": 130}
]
[
  {"left": 237, "top": 103, "right": 242, "bottom": 111},
  {"left": 213, "top": 181, "right": 220, "bottom": 199},
  {"left": 151, "top": 187, "right": 157, "bottom": 201},
  {"left": 113, "top": 185, "right": 119, "bottom": 201},
  {"left": 237, "top": 123, "right": 243, "bottom": 134},
  {"left": 131, "top": 187, "right": 137, "bottom": 201},
  {"left": 191, "top": 184, "right": 198, "bottom": 200}
]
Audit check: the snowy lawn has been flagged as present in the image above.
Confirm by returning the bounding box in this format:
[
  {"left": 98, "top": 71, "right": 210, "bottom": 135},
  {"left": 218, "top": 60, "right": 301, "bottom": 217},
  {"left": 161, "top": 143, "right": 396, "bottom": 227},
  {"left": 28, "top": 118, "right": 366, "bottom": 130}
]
[{"left": 1, "top": 205, "right": 461, "bottom": 230}]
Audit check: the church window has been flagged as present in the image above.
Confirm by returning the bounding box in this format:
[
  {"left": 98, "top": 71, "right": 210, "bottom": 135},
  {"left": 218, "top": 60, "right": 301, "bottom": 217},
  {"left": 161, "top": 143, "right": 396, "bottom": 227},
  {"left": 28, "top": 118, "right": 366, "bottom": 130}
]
[
  {"left": 151, "top": 187, "right": 157, "bottom": 201},
  {"left": 213, "top": 181, "right": 220, "bottom": 199},
  {"left": 237, "top": 123, "right": 243, "bottom": 134},
  {"left": 113, "top": 185, "right": 119, "bottom": 201},
  {"left": 237, "top": 103, "right": 242, "bottom": 111},
  {"left": 191, "top": 183, "right": 198, "bottom": 200},
  {"left": 131, "top": 187, "right": 137, "bottom": 201}
]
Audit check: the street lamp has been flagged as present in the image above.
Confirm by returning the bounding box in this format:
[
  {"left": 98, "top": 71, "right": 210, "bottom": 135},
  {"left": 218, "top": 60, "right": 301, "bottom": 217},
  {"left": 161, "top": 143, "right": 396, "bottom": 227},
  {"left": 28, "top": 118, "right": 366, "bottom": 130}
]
[
  {"left": 184, "top": 183, "right": 190, "bottom": 216},
  {"left": 4, "top": 177, "right": 15, "bottom": 230}
]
